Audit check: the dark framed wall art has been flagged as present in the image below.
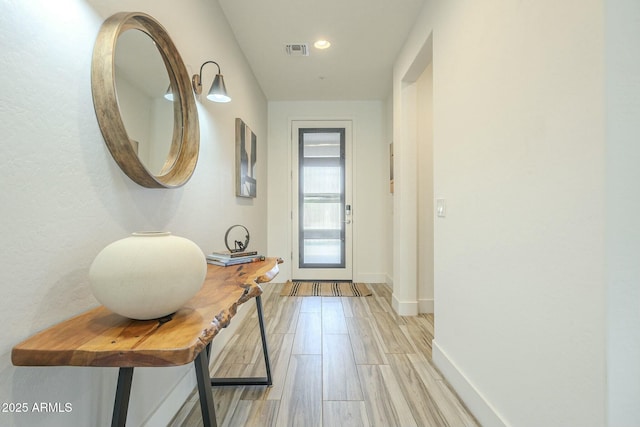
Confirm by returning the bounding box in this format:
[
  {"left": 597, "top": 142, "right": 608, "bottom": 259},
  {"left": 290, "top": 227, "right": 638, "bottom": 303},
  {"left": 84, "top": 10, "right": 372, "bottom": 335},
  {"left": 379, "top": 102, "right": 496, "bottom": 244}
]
[{"left": 235, "top": 118, "right": 257, "bottom": 198}]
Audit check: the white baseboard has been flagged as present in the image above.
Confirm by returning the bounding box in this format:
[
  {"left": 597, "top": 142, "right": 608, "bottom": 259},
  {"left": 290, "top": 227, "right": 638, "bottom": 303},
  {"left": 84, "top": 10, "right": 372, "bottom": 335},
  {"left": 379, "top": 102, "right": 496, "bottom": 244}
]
[
  {"left": 418, "top": 298, "right": 434, "bottom": 313},
  {"left": 391, "top": 293, "right": 418, "bottom": 316},
  {"left": 385, "top": 274, "right": 393, "bottom": 288},
  {"left": 432, "top": 340, "right": 509, "bottom": 427},
  {"left": 355, "top": 273, "right": 387, "bottom": 283}
]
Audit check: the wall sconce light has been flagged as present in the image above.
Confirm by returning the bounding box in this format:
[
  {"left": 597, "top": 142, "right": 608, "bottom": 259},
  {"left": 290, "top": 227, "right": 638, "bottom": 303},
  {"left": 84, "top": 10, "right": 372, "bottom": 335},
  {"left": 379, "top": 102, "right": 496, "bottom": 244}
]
[{"left": 192, "top": 60, "right": 231, "bottom": 103}]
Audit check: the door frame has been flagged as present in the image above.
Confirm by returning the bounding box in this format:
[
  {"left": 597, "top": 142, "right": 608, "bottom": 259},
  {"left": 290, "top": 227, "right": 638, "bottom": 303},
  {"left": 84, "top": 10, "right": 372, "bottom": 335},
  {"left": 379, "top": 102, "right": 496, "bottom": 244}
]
[{"left": 291, "top": 120, "right": 353, "bottom": 281}]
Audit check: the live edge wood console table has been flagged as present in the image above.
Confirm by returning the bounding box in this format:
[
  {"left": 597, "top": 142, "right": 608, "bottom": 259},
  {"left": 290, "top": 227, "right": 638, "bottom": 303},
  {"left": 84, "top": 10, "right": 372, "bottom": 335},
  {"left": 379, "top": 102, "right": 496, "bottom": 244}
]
[{"left": 12, "top": 257, "right": 282, "bottom": 427}]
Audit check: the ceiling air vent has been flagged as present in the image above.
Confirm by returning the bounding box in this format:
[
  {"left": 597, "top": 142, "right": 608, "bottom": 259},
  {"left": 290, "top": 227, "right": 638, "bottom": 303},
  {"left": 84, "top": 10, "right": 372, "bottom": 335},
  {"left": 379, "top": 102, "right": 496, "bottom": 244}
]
[{"left": 285, "top": 43, "right": 309, "bottom": 56}]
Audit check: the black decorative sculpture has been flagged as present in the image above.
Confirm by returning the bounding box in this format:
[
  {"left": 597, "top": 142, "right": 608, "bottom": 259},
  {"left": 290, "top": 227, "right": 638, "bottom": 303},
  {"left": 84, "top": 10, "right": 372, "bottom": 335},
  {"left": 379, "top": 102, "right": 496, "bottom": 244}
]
[{"left": 224, "top": 224, "right": 250, "bottom": 253}]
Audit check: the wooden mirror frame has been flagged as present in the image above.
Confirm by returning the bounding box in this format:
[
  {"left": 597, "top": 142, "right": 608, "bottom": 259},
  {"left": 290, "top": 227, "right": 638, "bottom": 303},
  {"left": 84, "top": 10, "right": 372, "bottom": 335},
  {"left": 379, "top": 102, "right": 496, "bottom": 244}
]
[{"left": 91, "top": 12, "right": 199, "bottom": 188}]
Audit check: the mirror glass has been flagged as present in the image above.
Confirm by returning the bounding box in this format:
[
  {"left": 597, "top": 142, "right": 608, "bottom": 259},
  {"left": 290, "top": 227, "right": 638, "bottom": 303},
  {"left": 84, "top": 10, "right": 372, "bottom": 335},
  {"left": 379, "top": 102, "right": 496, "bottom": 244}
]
[{"left": 114, "top": 29, "right": 174, "bottom": 176}]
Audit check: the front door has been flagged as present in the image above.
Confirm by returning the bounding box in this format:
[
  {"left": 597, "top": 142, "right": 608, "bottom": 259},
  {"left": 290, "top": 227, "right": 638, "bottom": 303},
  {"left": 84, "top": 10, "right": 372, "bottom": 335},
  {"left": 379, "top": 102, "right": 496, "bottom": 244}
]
[{"left": 292, "top": 121, "right": 353, "bottom": 281}]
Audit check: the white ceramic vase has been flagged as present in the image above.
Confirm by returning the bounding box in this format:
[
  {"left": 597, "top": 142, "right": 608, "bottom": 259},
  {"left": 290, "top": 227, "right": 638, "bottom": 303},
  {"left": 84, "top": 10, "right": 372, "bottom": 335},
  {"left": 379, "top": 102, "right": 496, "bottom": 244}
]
[{"left": 89, "top": 231, "right": 207, "bottom": 320}]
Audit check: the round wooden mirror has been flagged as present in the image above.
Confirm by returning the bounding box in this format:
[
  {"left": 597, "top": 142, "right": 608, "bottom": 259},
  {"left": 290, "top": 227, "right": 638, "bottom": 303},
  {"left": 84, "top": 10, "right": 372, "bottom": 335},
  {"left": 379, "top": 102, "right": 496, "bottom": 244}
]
[{"left": 91, "top": 12, "right": 199, "bottom": 188}]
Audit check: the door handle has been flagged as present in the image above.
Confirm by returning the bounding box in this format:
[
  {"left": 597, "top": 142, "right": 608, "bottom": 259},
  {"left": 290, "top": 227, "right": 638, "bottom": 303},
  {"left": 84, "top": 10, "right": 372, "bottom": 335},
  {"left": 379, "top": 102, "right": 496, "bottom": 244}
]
[{"left": 343, "top": 219, "right": 351, "bottom": 224}]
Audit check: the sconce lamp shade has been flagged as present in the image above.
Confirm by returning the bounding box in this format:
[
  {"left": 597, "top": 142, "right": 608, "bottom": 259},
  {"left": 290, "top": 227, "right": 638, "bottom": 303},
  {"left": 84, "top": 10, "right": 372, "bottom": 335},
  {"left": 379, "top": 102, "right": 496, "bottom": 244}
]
[
  {"left": 192, "top": 60, "right": 231, "bottom": 103},
  {"left": 164, "top": 85, "right": 174, "bottom": 101},
  {"left": 207, "top": 73, "right": 231, "bottom": 103}
]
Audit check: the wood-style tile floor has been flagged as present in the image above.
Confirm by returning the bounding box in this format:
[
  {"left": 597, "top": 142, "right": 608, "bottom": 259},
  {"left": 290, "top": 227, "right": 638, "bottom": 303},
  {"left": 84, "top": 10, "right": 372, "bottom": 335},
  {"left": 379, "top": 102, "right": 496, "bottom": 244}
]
[{"left": 171, "top": 283, "right": 479, "bottom": 427}]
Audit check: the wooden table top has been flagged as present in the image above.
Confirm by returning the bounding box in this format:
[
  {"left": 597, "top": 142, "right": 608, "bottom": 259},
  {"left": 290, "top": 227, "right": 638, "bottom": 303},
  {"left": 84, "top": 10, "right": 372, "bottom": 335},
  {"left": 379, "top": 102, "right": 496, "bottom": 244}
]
[{"left": 12, "top": 258, "right": 281, "bottom": 368}]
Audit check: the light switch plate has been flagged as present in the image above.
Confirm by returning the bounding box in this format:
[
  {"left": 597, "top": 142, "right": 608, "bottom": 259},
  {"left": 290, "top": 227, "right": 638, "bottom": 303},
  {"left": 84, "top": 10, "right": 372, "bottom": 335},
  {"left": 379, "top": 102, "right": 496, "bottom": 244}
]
[{"left": 436, "top": 198, "right": 446, "bottom": 217}]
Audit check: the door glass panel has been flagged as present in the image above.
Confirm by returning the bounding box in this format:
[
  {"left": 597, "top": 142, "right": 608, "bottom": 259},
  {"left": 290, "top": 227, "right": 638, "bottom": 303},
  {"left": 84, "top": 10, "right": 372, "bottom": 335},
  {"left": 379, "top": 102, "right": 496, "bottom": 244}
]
[
  {"left": 299, "top": 129, "right": 345, "bottom": 268},
  {"left": 303, "top": 239, "right": 342, "bottom": 264}
]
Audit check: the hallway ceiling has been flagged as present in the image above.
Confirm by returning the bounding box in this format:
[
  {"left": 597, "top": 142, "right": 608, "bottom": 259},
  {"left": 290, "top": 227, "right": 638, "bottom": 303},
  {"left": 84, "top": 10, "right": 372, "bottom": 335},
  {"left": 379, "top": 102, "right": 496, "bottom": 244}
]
[{"left": 218, "top": 0, "right": 426, "bottom": 101}]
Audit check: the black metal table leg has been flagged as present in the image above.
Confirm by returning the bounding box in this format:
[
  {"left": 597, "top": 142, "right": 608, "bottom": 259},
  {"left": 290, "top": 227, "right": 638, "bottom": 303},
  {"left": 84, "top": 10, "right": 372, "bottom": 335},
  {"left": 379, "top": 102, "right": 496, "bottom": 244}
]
[
  {"left": 210, "top": 295, "right": 273, "bottom": 386},
  {"left": 111, "top": 367, "right": 134, "bottom": 427},
  {"left": 194, "top": 351, "right": 218, "bottom": 427},
  {"left": 256, "top": 295, "right": 273, "bottom": 385}
]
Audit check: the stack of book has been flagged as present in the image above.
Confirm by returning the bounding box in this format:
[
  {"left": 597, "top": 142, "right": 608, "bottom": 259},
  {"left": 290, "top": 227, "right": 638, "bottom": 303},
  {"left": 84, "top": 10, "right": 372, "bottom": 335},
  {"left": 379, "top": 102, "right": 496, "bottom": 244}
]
[{"left": 206, "top": 250, "right": 265, "bottom": 267}]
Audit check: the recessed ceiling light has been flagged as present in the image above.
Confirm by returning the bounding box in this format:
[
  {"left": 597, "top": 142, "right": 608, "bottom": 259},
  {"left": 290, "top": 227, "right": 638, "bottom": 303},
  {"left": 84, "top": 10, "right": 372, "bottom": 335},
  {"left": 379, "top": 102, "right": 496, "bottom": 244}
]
[{"left": 314, "top": 40, "right": 331, "bottom": 49}]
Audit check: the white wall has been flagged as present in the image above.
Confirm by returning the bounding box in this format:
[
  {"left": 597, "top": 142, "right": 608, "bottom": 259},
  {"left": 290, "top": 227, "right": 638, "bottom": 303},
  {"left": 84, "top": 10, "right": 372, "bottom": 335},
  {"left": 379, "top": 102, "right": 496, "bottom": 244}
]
[
  {"left": 395, "top": 1, "right": 607, "bottom": 426},
  {"left": 605, "top": 0, "right": 640, "bottom": 425},
  {"left": 417, "top": 64, "right": 434, "bottom": 313},
  {"left": 267, "top": 101, "right": 388, "bottom": 283},
  {"left": 384, "top": 96, "right": 394, "bottom": 283},
  {"left": 0, "top": 0, "right": 267, "bottom": 426},
  {"left": 391, "top": 81, "right": 419, "bottom": 315}
]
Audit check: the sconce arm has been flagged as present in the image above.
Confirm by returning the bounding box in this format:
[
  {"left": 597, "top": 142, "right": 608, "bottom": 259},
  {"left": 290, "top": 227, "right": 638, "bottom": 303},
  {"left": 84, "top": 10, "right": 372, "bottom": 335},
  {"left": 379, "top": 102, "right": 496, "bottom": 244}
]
[{"left": 192, "top": 61, "right": 222, "bottom": 95}]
